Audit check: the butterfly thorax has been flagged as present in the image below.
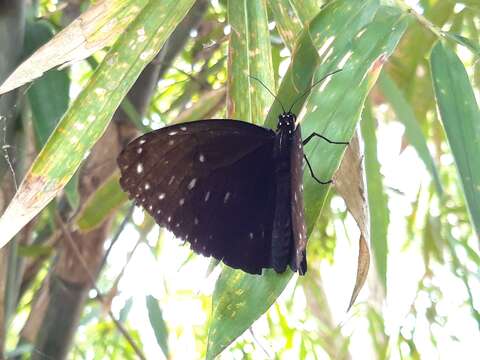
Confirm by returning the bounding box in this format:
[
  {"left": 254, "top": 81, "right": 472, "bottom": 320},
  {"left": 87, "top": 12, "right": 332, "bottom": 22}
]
[{"left": 274, "top": 112, "right": 296, "bottom": 168}]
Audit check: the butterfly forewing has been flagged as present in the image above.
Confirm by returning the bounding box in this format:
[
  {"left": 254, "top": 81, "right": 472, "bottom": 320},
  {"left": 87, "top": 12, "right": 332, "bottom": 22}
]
[
  {"left": 118, "top": 119, "right": 276, "bottom": 274},
  {"left": 290, "top": 126, "right": 307, "bottom": 274}
]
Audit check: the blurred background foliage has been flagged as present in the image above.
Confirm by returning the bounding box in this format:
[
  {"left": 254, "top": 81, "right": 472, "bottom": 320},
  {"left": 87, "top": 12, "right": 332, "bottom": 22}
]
[{"left": 0, "top": 0, "right": 478, "bottom": 359}]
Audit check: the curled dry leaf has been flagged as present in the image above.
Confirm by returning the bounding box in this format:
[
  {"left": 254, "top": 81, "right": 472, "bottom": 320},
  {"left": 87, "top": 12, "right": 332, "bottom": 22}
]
[
  {"left": 0, "top": 0, "right": 145, "bottom": 95},
  {"left": 333, "top": 132, "right": 370, "bottom": 310}
]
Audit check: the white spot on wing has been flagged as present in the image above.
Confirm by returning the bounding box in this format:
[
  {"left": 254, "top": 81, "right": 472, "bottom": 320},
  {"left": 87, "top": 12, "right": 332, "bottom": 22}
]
[
  {"left": 144, "top": 183, "right": 150, "bottom": 190},
  {"left": 139, "top": 139, "right": 146, "bottom": 145},
  {"left": 249, "top": 232, "right": 253, "bottom": 239},
  {"left": 205, "top": 191, "right": 210, "bottom": 202},
  {"left": 194, "top": 217, "right": 199, "bottom": 225},
  {"left": 224, "top": 192, "right": 231, "bottom": 203},
  {"left": 168, "top": 131, "right": 177, "bottom": 136},
  {"left": 137, "top": 147, "right": 143, "bottom": 154},
  {"left": 199, "top": 154, "right": 205, "bottom": 162},
  {"left": 136, "top": 163, "right": 144, "bottom": 173},
  {"left": 180, "top": 126, "right": 187, "bottom": 131},
  {"left": 188, "top": 178, "right": 197, "bottom": 190},
  {"left": 168, "top": 176, "right": 175, "bottom": 185},
  {"left": 158, "top": 193, "right": 165, "bottom": 200},
  {"left": 167, "top": 216, "right": 171, "bottom": 222},
  {"left": 179, "top": 198, "right": 185, "bottom": 206}
]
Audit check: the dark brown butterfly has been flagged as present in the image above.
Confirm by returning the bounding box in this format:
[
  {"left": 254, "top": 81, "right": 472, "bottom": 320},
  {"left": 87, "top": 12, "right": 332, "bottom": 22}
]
[{"left": 117, "top": 73, "right": 347, "bottom": 275}]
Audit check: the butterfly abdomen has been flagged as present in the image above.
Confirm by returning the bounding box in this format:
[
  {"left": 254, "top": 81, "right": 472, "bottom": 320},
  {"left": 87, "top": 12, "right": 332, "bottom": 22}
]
[{"left": 271, "top": 173, "right": 293, "bottom": 273}]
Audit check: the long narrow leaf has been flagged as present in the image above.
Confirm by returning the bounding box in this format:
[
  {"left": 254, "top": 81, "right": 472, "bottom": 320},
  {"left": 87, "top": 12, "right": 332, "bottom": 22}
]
[
  {"left": 207, "top": 0, "right": 276, "bottom": 357},
  {"left": 227, "top": 0, "right": 274, "bottom": 123},
  {"left": 430, "top": 42, "right": 480, "bottom": 238},
  {"left": 361, "top": 103, "right": 389, "bottom": 289},
  {"left": 146, "top": 295, "right": 169, "bottom": 358},
  {"left": 268, "top": 0, "right": 320, "bottom": 49},
  {"left": 0, "top": 0, "right": 150, "bottom": 95}
]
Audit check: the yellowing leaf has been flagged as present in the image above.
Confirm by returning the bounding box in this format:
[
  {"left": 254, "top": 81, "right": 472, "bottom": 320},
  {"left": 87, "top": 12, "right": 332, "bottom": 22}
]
[{"left": 0, "top": 0, "right": 149, "bottom": 95}]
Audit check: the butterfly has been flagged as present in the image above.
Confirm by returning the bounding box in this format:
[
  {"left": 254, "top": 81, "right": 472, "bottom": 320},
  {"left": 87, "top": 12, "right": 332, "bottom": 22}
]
[{"left": 117, "top": 72, "right": 347, "bottom": 275}]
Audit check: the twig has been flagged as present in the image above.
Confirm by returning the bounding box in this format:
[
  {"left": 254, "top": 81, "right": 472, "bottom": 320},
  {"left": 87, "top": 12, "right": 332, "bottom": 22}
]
[
  {"left": 111, "top": 236, "right": 142, "bottom": 291},
  {"left": 248, "top": 327, "right": 272, "bottom": 359},
  {"left": 55, "top": 214, "right": 147, "bottom": 360},
  {"left": 395, "top": 0, "right": 444, "bottom": 38},
  {"left": 1, "top": 115, "right": 17, "bottom": 190}
]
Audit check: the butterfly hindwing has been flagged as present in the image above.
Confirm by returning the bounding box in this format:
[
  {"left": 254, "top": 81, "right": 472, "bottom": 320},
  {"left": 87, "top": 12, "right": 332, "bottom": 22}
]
[
  {"left": 118, "top": 119, "right": 276, "bottom": 274},
  {"left": 290, "top": 126, "right": 307, "bottom": 274}
]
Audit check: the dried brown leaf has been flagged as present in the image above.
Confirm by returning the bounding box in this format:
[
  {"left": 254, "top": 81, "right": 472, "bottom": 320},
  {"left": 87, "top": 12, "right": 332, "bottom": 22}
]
[{"left": 334, "top": 133, "right": 370, "bottom": 310}]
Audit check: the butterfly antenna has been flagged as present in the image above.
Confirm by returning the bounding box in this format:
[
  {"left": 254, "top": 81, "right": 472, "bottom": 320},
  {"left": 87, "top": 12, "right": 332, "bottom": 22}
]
[
  {"left": 288, "top": 68, "right": 343, "bottom": 113},
  {"left": 248, "top": 75, "right": 286, "bottom": 113}
]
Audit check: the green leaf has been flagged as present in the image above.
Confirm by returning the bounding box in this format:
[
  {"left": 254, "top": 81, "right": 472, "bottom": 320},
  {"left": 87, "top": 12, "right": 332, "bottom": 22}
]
[
  {"left": 268, "top": 0, "right": 320, "bottom": 49},
  {"left": 301, "top": 6, "right": 407, "bottom": 230},
  {"left": 209, "top": 270, "right": 292, "bottom": 353},
  {"left": 17, "top": 244, "right": 52, "bottom": 257},
  {"left": 378, "top": 72, "right": 443, "bottom": 195},
  {"left": 119, "top": 297, "right": 134, "bottom": 323},
  {"left": 227, "top": 0, "right": 275, "bottom": 123},
  {"left": 361, "top": 103, "right": 389, "bottom": 289},
  {"left": 24, "top": 20, "right": 70, "bottom": 148},
  {"left": 206, "top": 2, "right": 411, "bottom": 358},
  {"left": 0, "top": 0, "right": 196, "bottom": 246},
  {"left": 268, "top": 0, "right": 304, "bottom": 48},
  {"left": 74, "top": 172, "right": 128, "bottom": 232},
  {"left": 146, "top": 295, "right": 169, "bottom": 358},
  {"left": 430, "top": 41, "right": 480, "bottom": 238},
  {"left": 175, "top": 88, "right": 225, "bottom": 124},
  {"left": 444, "top": 32, "right": 480, "bottom": 57},
  {"left": 24, "top": 20, "right": 80, "bottom": 209},
  {"left": 266, "top": 0, "right": 381, "bottom": 127}
]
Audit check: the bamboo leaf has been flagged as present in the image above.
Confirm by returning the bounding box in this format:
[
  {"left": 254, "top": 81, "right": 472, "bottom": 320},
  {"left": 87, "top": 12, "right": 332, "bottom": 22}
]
[
  {"left": 268, "top": 0, "right": 320, "bottom": 48},
  {"left": 24, "top": 20, "right": 70, "bottom": 148},
  {"left": 23, "top": 19, "right": 80, "bottom": 209},
  {"left": 227, "top": 0, "right": 274, "bottom": 123},
  {"left": 0, "top": 0, "right": 150, "bottom": 95},
  {"left": 430, "top": 41, "right": 480, "bottom": 238},
  {"left": 444, "top": 32, "right": 480, "bottom": 56},
  {"left": 74, "top": 172, "right": 128, "bottom": 232},
  {"left": 361, "top": 103, "right": 389, "bottom": 289},
  {"left": 174, "top": 88, "right": 226, "bottom": 124},
  {"left": 146, "top": 295, "right": 169, "bottom": 358},
  {"left": 0, "top": 0, "right": 196, "bottom": 247}
]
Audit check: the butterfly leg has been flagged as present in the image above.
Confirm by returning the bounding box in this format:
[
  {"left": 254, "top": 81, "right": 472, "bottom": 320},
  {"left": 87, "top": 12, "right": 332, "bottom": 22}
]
[
  {"left": 302, "top": 132, "right": 349, "bottom": 146},
  {"left": 303, "top": 155, "right": 332, "bottom": 185}
]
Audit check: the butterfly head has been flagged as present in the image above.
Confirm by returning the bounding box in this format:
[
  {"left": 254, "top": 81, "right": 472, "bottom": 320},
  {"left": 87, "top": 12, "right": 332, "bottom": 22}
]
[{"left": 277, "top": 112, "right": 296, "bottom": 135}]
